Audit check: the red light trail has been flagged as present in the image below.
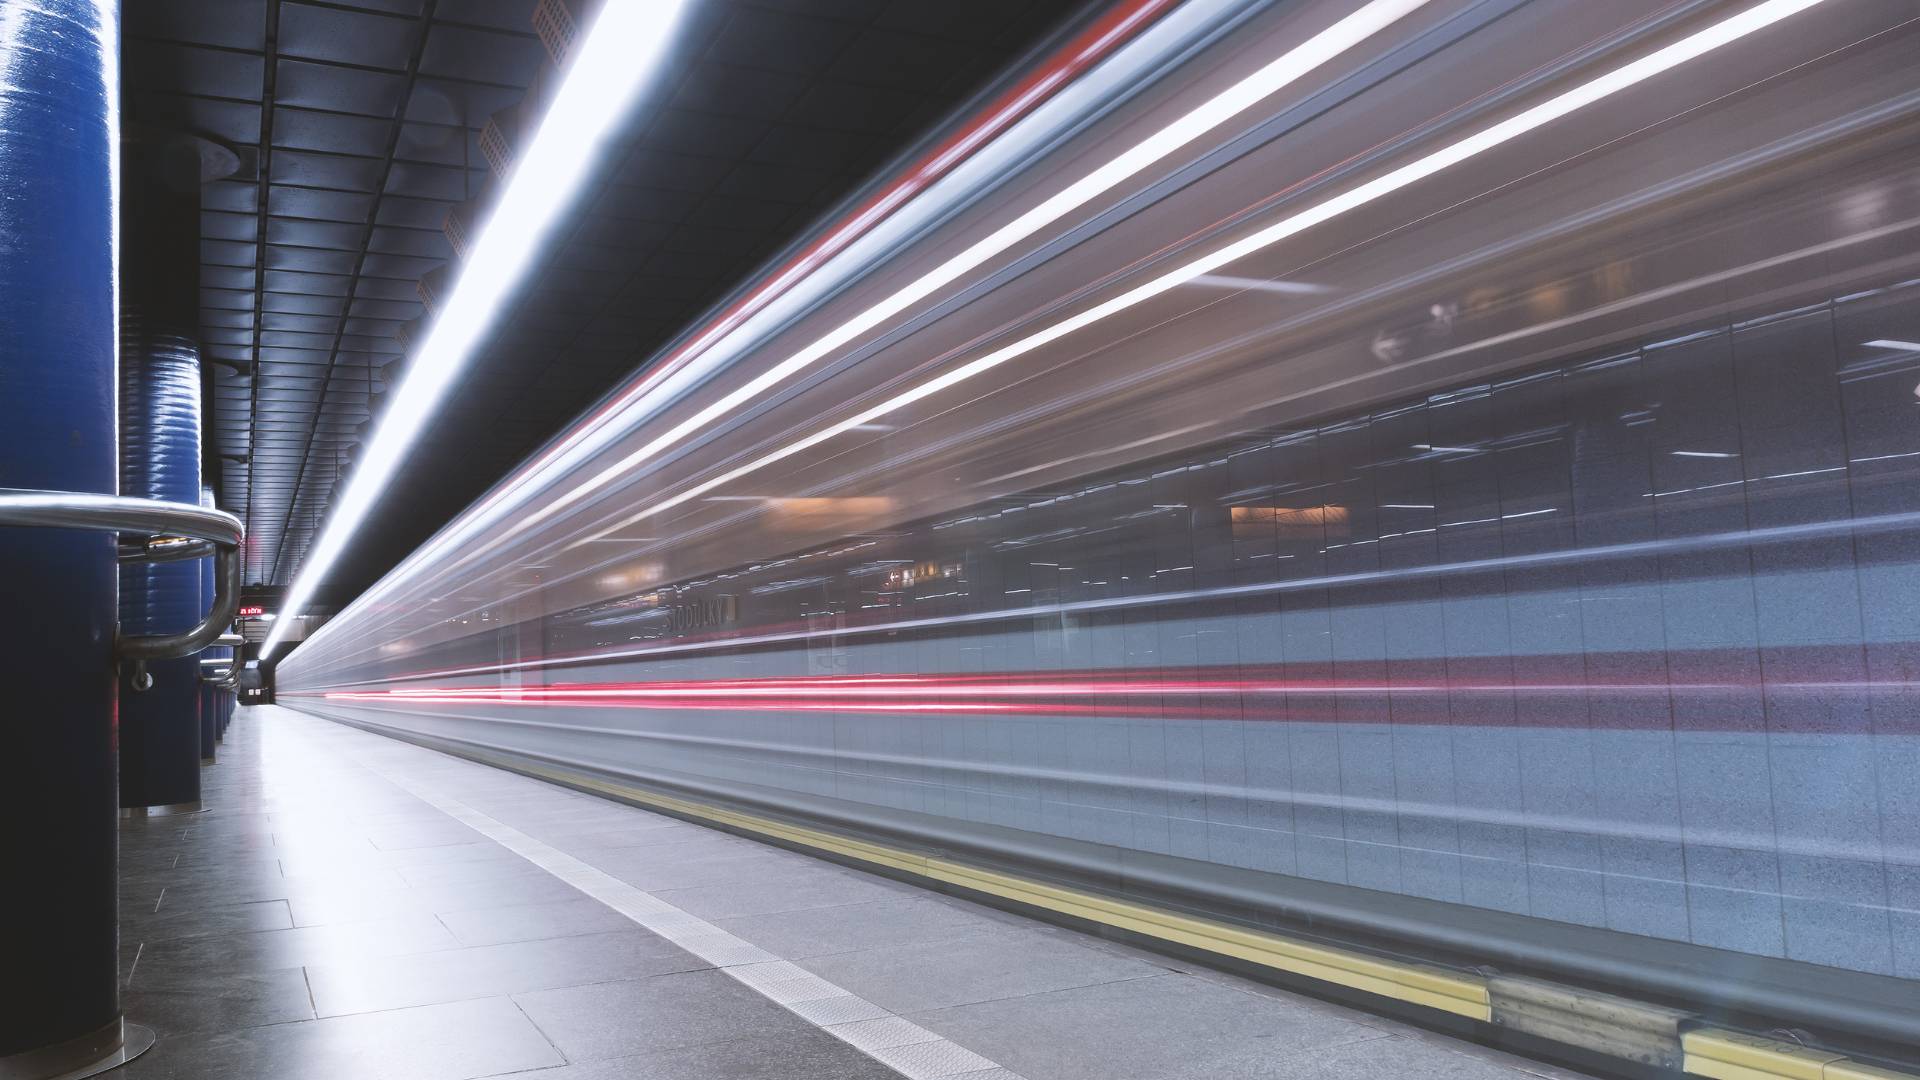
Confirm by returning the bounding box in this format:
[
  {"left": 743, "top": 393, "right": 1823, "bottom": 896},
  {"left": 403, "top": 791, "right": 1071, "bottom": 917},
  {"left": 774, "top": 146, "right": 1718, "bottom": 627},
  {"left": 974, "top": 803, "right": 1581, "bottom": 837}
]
[{"left": 304, "top": 667, "right": 1915, "bottom": 730}]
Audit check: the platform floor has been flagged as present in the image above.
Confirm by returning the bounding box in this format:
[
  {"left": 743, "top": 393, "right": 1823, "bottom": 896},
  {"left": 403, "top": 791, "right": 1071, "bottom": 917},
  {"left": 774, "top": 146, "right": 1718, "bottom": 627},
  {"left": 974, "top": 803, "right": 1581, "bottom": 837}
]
[{"left": 113, "top": 706, "right": 1598, "bottom": 1080}]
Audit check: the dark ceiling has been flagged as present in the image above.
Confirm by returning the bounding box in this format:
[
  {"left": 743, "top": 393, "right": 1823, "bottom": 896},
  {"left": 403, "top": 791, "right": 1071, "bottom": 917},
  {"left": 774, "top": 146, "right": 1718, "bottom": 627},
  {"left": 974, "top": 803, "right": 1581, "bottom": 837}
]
[{"left": 123, "top": 0, "right": 1094, "bottom": 609}]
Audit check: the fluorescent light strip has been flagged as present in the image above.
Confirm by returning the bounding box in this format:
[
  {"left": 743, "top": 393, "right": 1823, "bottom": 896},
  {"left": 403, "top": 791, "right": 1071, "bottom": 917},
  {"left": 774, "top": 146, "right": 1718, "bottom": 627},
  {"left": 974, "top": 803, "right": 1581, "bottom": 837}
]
[
  {"left": 371, "top": 0, "right": 1216, "bottom": 579},
  {"left": 321, "top": 0, "right": 1433, "bottom": 634},
  {"left": 287, "top": 5, "right": 1232, "bottom": 672},
  {"left": 263, "top": 0, "right": 691, "bottom": 657},
  {"left": 572, "top": 0, "right": 1829, "bottom": 548}
]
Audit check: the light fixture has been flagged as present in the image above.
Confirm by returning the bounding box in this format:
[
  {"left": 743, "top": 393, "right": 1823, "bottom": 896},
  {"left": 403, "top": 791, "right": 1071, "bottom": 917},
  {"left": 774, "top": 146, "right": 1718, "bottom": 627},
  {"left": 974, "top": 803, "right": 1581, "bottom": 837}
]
[
  {"left": 263, "top": 0, "right": 691, "bottom": 658},
  {"left": 572, "top": 0, "right": 1830, "bottom": 547}
]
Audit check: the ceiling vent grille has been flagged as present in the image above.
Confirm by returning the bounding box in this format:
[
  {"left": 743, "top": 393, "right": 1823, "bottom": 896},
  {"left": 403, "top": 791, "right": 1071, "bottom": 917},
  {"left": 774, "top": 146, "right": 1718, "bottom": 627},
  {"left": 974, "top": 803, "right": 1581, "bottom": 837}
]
[
  {"left": 478, "top": 102, "right": 523, "bottom": 179},
  {"left": 442, "top": 193, "right": 492, "bottom": 261},
  {"left": 393, "top": 316, "right": 424, "bottom": 352},
  {"left": 417, "top": 266, "right": 449, "bottom": 315},
  {"left": 477, "top": 66, "right": 551, "bottom": 180},
  {"left": 532, "top": 0, "right": 602, "bottom": 68}
]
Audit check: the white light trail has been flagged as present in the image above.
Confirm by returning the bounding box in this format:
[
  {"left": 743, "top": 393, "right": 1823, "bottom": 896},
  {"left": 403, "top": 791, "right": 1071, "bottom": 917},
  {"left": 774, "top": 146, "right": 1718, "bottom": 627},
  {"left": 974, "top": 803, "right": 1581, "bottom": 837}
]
[
  {"left": 1188, "top": 273, "right": 1335, "bottom": 294},
  {"left": 573, "top": 0, "right": 1830, "bottom": 548},
  {"left": 318, "top": 0, "right": 1434, "bottom": 637},
  {"left": 264, "top": 0, "right": 691, "bottom": 657}
]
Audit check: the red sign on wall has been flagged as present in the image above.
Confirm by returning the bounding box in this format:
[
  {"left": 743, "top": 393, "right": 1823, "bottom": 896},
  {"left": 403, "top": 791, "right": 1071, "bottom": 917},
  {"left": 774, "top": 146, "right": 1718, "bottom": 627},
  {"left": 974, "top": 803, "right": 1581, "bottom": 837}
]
[{"left": 238, "top": 605, "right": 266, "bottom": 617}]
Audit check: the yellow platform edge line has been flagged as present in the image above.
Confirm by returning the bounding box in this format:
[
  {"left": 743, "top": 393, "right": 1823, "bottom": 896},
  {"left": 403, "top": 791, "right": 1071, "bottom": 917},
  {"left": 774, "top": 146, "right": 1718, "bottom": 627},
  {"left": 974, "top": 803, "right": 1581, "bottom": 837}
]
[
  {"left": 1683, "top": 1029, "right": 1919, "bottom": 1080},
  {"left": 468, "top": 751, "right": 1920, "bottom": 1079},
  {"left": 513, "top": 758, "right": 1489, "bottom": 1018}
]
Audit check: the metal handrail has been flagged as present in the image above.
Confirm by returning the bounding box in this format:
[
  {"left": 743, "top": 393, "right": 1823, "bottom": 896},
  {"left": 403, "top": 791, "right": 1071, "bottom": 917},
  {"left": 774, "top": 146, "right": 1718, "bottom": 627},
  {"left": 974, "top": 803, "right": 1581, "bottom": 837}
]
[
  {"left": 121, "top": 535, "right": 215, "bottom": 563},
  {"left": 0, "top": 487, "right": 245, "bottom": 662},
  {"left": 0, "top": 488, "right": 242, "bottom": 546},
  {"left": 199, "top": 633, "right": 247, "bottom": 689},
  {"left": 199, "top": 658, "right": 237, "bottom": 688}
]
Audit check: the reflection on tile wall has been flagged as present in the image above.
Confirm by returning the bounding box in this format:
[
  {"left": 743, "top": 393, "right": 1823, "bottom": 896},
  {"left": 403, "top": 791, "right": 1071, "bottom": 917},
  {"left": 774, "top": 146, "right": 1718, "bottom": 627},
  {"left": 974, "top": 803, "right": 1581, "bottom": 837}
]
[{"left": 345, "top": 284, "right": 1920, "bottom": 976}]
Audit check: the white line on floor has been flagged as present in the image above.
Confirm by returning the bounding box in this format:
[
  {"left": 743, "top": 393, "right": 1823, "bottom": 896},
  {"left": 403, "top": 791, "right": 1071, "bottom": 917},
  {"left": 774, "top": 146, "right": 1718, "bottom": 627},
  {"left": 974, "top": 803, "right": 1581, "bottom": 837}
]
[{"left": 360, "top": 747, "right": 1025, "bottom": 1080}]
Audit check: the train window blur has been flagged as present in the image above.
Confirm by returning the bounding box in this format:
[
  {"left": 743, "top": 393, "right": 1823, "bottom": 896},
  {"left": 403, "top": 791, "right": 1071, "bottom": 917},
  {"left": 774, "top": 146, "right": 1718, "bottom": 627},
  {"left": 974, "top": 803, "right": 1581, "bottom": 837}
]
[
  {"left": 277, "top": 0, "right": 1920, "bottom": 1040},
  {"left": 298, "top": 279, "right": 1920, "bottom": 978}
]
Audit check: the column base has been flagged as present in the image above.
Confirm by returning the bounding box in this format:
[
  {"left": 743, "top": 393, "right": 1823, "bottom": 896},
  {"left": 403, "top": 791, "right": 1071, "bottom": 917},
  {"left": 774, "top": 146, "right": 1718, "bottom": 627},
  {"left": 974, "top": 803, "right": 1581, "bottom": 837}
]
[
  {"left": 118, "top": 800, "right": 205, "bottom": 818},
  {"left": 0, "top": 1018, "right": 155, "bottom": 1080}
]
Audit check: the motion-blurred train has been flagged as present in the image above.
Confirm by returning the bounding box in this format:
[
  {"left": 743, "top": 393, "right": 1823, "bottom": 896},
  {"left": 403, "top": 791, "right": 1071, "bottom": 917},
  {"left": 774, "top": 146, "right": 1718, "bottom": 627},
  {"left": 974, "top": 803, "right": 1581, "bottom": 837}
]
[{"left": 278, "top": 0, "right": 1920, "bottom": 1051}]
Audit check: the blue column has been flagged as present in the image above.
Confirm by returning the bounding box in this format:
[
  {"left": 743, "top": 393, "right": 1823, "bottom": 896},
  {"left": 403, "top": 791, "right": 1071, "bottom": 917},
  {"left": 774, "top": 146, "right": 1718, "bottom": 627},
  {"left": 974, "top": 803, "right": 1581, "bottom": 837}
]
[
  {"left": 198, "top": 488, "right": 217, "bottom": 764},
  {"left": 117, "top": 134, "right": 206, "bottom": 811},
  {"left": 0, "top": 0, "right": 136, "bottom": 1072}
]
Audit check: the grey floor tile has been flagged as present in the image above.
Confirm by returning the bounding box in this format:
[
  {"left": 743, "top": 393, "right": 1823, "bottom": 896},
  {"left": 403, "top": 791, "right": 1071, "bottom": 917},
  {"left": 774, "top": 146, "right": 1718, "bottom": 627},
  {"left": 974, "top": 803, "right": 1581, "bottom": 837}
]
[
  {"left": 123, "top": 967, "right": 317, "bottom": 1036},
  {"left": 478, "top": 1030, "right": 901, "bottom": 1080},
  {"left": 165, "top": 848, "right": 286, "bottom": 873},
  {"left": 286, "top": 873, "right": 584, "bottom": 925},
  {"left": 123, "top": 899, "right": 294, "bottom": 944},
  {"left": 414, "top": 872, "right": 590, "bottom": 911},
  {"left": 652, "top": 865, "right": 918, "bottom": 921},
  {"left": 715, "top": 897, "right": 1009, "bottom": 959},
  {"left": 804, "top": 926, "right": 1169, "bottom": 1013},
  {"left": 344, "top": 807, "right": 467, "bottom": 828},
  {"left": 142, "top": 861, "right": 407, "bottom": 912},
  {"left": 907, "top": 973, "right": 1388, "bottom": 1080},
  {"left": 275, "top": 840, "right": 518, "bottom": 879},
  {"left": 1339, "top": 1013, "right": 1602, "bottom": 1080},
  {"left": 133, "top": 913, "right": 463, "bottom": 979},
  {"left": 396, "top": 856, "right": 555, "bottom": 889},
  {"left": 1208, "top": 1031, "right": 1588, "bottom": 1080},
  {"left": 584, "top": 847, "right": 802, "bottom": 892},
  {"left": 435, "top": 896, "right": 637, "bottom": 947},
  {"left": 306, "top": 928, "right": 706, "bottom": 1016},
  {"left": 277, "top": 864, "right": 414, "bottom": 893},
  {"left": 512, "top": 969, "right": 821, "bottom": 1063},
  {"left": 118, "top": 861, "right": 286, "bottom": 894},
  {"left": 113, "top": 995, "right": 563, "bottom": 1080},
  {"left": 365, "top": 820, "right": 485, "bottom": 851},
  {"left": 107, "top": 708, "right": 1601, "bottom": 1080},
  {"left": 531, "top": 823, "right": 752, "bottom": 852}
]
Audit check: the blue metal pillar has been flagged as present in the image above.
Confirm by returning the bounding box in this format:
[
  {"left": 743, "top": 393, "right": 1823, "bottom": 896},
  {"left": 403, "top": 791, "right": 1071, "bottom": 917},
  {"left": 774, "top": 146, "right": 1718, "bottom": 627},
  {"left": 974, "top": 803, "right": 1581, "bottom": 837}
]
[
  {"left": 198, "top": 488, "right": 217, "bottom": 764},
  {"left": 117, "top": 132, "right": 206, "bottom": 813},
  {"left": 0, "top": 0, "right": 148, "bottom": 1074}
]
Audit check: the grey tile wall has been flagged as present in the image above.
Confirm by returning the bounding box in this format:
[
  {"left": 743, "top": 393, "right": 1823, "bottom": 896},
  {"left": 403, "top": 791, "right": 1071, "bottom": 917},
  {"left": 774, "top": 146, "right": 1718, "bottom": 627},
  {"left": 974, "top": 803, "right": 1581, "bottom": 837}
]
[{"left": 301, "top": 282, "right": 1920, "bottom": 978}]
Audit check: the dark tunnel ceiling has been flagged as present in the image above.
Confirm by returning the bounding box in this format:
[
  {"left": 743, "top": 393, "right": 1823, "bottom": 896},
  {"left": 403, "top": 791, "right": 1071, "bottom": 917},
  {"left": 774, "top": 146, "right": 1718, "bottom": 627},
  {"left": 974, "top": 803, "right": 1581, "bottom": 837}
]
[{"left": 123, "top": 0, "right": 1094, "bottom": 609}]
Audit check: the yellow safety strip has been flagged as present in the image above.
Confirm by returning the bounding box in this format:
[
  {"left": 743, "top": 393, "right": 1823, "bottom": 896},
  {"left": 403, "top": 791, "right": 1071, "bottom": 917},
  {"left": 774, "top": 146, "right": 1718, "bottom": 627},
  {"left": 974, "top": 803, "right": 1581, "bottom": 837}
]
[
  {"left": 500, "top": 755, "right": 1490, "bottom": 1018},
  {"left": 448, "top": 744, "right": 1920, "bottom": 1080},
  {"left": 1684, "top": 1031, "right": 1918, "bottom": 1080}
]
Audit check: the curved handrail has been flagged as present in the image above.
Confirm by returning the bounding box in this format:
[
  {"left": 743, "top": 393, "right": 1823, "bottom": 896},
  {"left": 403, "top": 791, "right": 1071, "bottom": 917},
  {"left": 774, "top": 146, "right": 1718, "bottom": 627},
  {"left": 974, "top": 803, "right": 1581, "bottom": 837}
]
[
  {"left": 200, "top": 634, "right": 245, "bottom": 688},
  {"left": 0, "top": 487, "right": 245, "bottom": 660},
  {"left": 121, "top": 535, "right": 215, "bottom": 564}
]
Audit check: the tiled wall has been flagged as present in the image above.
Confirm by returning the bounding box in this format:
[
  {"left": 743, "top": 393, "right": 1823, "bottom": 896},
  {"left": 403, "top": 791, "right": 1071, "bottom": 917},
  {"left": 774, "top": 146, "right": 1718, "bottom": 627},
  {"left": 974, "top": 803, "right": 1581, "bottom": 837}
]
[{"left": 301, "top": 282, "right": 1920, "bottom": 977}]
